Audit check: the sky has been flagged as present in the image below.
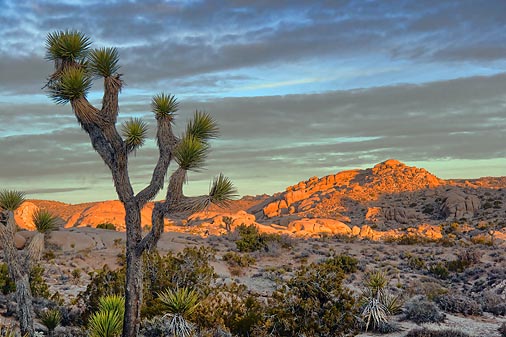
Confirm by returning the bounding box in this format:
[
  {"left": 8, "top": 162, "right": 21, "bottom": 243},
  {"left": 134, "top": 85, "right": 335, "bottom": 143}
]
[{"left": 1, "top": 0, "right": 506, "bottom": 204}]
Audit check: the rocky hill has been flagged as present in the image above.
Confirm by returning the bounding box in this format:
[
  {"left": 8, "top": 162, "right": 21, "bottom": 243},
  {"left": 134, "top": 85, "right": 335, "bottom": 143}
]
[{"left": 12, "top": 159, "right": 506, "bottom": 242}]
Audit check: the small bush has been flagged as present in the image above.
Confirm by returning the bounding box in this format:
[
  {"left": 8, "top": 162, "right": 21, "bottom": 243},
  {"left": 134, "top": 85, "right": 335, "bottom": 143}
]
[
  {"left": 406, "top": 328, "right": 470, "bottom": 337},
  {"left": 428, "top": 262, "right": 449, "bottom": 279},
  {"left": 96, "top": 222, "right": 117, "bottom": 231},
  {"left": 222, "top": 252, "right": 255, "bottom": 268},
  {"left": 435, "top": 294, "right": 482, "bottom": 316},
  {"left": 404, "top": 298, "right": 445, "bottom": 324},
  {"left": 234, "top": 224, "right": 292, "bottom": 253}
]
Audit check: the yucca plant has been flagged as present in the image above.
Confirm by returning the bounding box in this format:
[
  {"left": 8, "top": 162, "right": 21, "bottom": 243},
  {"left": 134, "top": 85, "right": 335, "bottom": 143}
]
[
  {"left": 0, "top": 190, "right": 26, "bottom": 211},
  {"left": 39, "top": 308, "right": 62, "bottom": 337},
  {"left": 121, "top": 118, "right": 149, "bottom": 154},
  {"left": 88, "top": 47, "right": 120, "bottom": 78},
  {"left": 360, "top": 270, "right": 403, "bottom": 332},
  {"left": 49, "top": 67, "right": 92, "bottom": 105},
  {"left": 185, "top": 111, "right": 219, "bottom": 142},
  {"left": 33, "top": 209, "right": 58, "bottom": 234},
  {"left": 89, "top": 310, "right": 123, "bottom": 337},
  {"left": 158, "top": 287, "right": 199, "bottom": 337},
  {"left": 45, "top": 30, "right": 91, "bottom": 63},
  {"left": 151, "top": 92, "right": 179, "bottom": 120},
  {"left": 174, "top": 135, "right": 209, "bottom": 171},
  {"left": 88, "top": 295, "right": 125, "bottom": 337},
  {"left": 209, "top": 174, "right": 238, "bottom": 208},
  {"left": 27, "top": 209, "right": 58, "bottom": 262}
]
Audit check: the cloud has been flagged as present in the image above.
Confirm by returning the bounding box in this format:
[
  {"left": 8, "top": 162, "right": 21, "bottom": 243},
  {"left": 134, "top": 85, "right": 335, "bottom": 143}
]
[{"left": 1, "top": 73, "right": 505, "bottom": 202}]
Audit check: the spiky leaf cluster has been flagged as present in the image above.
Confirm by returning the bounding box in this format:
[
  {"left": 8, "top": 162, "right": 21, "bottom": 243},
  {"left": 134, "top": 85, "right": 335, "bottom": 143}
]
[
  {"left": 45, "top": 30, "right": 91, "bottom": 62},
  {"left": 0, "top": 190, "right": 26, "bottom": 211},
  {"left": 88, "top": 47, "right": 120, "bottom": 78},
  {"left": 174, "top": 135, "right": 209, "bottom": 171},
  {"left": 158, "top": 287, "right": 199, "bottom": 317},
  {"left": 186, "top": 111, "right": 219, "bottom": 142},
  {"left": 121, "top": 118, "right": 148, "bottom": 153},
  {"left": 49, "top": 67, "right": 92, "bottom": 104},
  {"left": 39, "top": 309, "right": 62, "bottom": 332},
  {"left": 88, "top": 295, "right": 125, "bottom": 337},
  {"left": 209, "top": 173, "right": 237, "bottom": 207},
  {"left": 88, "top": 310, "right": 123, "bottom": 337},
  {"left": 152, "top": 93, "right": 178, "bottom": 120},
  {"left": 32, "top": 209, "right": 58, "bottom": 234}
]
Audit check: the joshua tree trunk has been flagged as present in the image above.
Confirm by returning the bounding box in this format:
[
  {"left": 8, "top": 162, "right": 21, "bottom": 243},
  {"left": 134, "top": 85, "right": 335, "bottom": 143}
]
[{"left": 0, "top": 211, "right": 34, "bottom": 337}]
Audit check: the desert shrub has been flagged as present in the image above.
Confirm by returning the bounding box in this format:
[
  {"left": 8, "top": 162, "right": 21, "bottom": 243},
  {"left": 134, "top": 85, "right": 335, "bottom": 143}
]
[
  {"left": 447, "top": 249, "right": 481, "bottom": 272},
  {"left": 406, "top": 280, "right": 448, "bottom": 301},
  {"left": 0, "top": 263, "right": 50, "bottom": 298},
  {"left": 406, "top": 254, "right": 426, "bottom": 270},
  {"left": 222, "top": 252, "right": 255, "bottom": 268},
  {"left": 96, "top": 222, "right": 116, "bottom": 231},
  {"left": 233, "top": 224, "right": 292, "bottom": 253},
  {"left": 384, "top": 235, "right": 433, "bottom": 245},
  {"left": 470, "top": 234, "right": 493, "bottom": 246},
  {"left": 194, "top": 282, "right": 265, "bottom": 337},
  {"left": 404, "top": 298, "right": 445, "bottom": 324},
  {"left": 428, "top": 262, "right": 449, "bottom": 279},
  {"left": 480, "top": 291, "right": 506, "bottom": 316},
  {"left": 406, "top": 328, "right": 470, "bottom": 337},
  {"left": 264, "top": 255, "right": 359, "bottom": 336},
  {"left": 0, "top": 263, "right": 16, "bottom": 295},
  {"left": 435, "top": 294, "right": 482, "bottom": 316},
  {"left": 80, "top": 247, "right": 216, "bottom": 319},
  {"left": 499, "top": 322, "right": 506, "bottom": 337}
]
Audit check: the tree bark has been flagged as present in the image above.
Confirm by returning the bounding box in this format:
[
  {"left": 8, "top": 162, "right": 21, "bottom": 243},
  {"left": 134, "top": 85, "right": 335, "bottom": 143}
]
[
  {"left": 122, "top": 202, "right": 143, "bottom": 337},
  {"left": 0, "top": 211, "right": 34, "bottom": 337}
]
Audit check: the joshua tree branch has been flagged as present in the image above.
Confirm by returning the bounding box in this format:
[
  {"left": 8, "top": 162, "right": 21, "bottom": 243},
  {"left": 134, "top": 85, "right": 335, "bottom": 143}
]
[{"left": 135, "top": 120, "right": 179, "bottom": 207}]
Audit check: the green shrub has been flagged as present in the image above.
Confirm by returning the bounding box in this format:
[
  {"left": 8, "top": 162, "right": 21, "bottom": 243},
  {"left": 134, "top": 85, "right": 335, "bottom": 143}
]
[
  {"left": 0, "top": 263, "right": 16, "bottom": 295},
  {"left": 194, "top": 282, "right": 265, "bottom": 337},
  {"left": 96, "top": 222, "right": 117, "bottom": 231},
  {"left": 428, "top": 262, "right": 449, "bottom": 279},
  {"left": 264, "top": 255, "right": 358, "bottom": 336},
  {"left": 79, "top": 247, "right": 216, "bottom": 319},
  {"left": 222, "top": 252, "right": 255, "bottom": 268},
  {"left": 234, "top": 224, "right": 292, "bottom": 253}
]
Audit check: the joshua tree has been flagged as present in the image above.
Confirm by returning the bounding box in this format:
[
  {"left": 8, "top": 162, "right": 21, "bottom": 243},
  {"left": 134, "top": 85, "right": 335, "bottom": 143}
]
[
  {"left": 0, "top": 190, "right": 34, "bottom": 336},
  {"left": 44, "top": 30, "right": 237, "bottom": 337}
]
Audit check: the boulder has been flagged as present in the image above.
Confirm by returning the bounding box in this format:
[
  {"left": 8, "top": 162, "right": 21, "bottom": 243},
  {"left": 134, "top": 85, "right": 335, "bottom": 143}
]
[
  {"left": 440, "top": 191, "right": 480, "bottom": 219},
  {"left": 14, "top": 202, "right": 39, "bottom": 230},
  {"left": 287, "top": 218, "right": 351, "bottom": 235},
  {"left": 382, "top": 207, "right": 418, "bottom": 224}
]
